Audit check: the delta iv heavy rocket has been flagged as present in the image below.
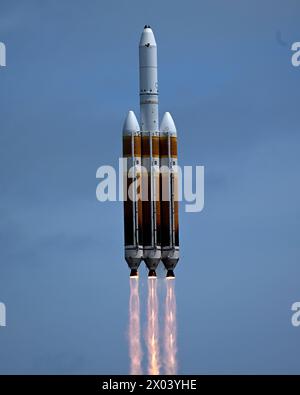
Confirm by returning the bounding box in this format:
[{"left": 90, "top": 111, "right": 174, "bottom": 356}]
[{"left": 123, "top": 26, "right": 179, "bottom": 279}]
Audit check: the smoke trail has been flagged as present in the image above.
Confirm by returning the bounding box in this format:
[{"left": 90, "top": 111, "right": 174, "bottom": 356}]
[
  {"left": 129, "top": 278, "right": 143, "bottom": 375},
  {"left": 164, "top": 280, "right": 177, "bottom": 374},
  {"left": 147, "top": 278, "right": 160, "bottom": 375}
]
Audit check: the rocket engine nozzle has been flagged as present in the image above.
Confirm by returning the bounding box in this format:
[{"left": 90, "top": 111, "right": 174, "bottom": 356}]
[
  {"left": 148, "top": 270, "right": 157, "bottom": 278},
  {"left": 130, "top": 269, "right": 139, "bottom": 278},
  {"left": 166, "top": 270, "right": 175, "bottom": 279}
]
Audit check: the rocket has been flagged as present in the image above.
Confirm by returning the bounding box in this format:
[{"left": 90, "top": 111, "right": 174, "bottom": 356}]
[{"left": 123, "top": 26, "right": 179, "bottom": 279}]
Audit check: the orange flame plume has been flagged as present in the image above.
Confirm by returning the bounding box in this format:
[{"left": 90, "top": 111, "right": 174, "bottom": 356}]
[
  {"left": 129, "top": 277, "right": 143, "bottom": 375},
  {"left": 147, "top": 278, "right": 160, "bottom": 375},
  {"left": 164, "top": 280, "right": 177, "bottom": 374}
]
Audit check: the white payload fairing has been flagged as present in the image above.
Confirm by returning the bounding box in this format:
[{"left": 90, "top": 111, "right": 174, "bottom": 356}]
[{"left": 123, "top": 26, "right": 179, "bottom": 278}]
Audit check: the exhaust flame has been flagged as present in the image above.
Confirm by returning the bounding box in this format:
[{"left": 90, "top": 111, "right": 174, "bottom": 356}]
[
  {"left": 129, "top": 278, "right": 143, "bottom": 375},
  {"left": 164, "top": 280, "right": 177, "bottom": 374},
  {"left": 147, "top": 278, "right": 160, "bottom": 375}
]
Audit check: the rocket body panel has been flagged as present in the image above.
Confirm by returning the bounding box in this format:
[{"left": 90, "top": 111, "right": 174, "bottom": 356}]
[
  {"left": 141, "top": 133, "right": 161, "bottom": 270},
  {"left": 139, "top": 27, "right": 161, "bottom": 270},
  {"left": 160, "top": 113, "right": 179, "bottom": 270},
  {"left": 139, "top": 27, "right": 158, "bottom": 132},
  {"left": 123, "top": 111, "right": 143, "bottom": 269}
]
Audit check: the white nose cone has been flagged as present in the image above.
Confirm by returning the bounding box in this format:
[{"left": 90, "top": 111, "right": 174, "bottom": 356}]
[
  {"left": 123, "top": 110, "right": 140, "bottom": 135},
  {"left": 160, "top": 112, "right": 177, "bottom": 135},
  {"left": 139, "top": 25, "right": 157, "bottom": 47}
]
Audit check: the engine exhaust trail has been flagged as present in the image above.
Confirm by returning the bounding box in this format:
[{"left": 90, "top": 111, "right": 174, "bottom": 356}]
[
  {"left": 147, "top": 278, "right": 160, "bottom": 375},
  {"left": 129, "top": 278, "right": 143, "bottom": 375},
  {"left": 164, "top": 280, "right": 178, "bottom": 374}
]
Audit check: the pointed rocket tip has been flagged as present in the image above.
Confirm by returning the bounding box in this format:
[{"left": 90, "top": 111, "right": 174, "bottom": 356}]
[
  {"left": 140, "top": 25, "right": 156, "bottom": 46},
  {"left": 160, "top": 112, "right": 177, "bottom": 135},
  {"left": 123, "top": 110, "right": 140, "bottom": 134}
]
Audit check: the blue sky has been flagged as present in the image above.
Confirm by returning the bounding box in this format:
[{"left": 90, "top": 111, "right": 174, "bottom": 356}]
[{"left": 0, "top": 0, "right": 300, "bottom": 373}]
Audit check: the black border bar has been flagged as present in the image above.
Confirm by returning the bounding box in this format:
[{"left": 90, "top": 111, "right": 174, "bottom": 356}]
[{"left": 0, "top": 375, "right": 299, "bottom": 393}]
